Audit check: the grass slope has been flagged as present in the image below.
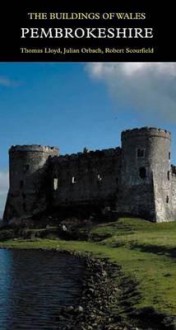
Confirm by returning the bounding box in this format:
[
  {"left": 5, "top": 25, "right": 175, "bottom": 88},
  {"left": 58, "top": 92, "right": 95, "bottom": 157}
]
[{"left": 1, "top": 217, "right": 176, "bottom": 316}]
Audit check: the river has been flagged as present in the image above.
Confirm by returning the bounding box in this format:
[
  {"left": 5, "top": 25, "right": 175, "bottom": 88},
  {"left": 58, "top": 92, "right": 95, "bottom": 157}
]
[{"left": 0, "top": 249, "right": 84, "bottom": 329}]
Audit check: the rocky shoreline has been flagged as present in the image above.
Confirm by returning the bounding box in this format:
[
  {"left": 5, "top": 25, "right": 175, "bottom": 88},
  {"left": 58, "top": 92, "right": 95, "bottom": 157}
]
[
  {"left": 54, "top": 251, "right": 140, "bottom": 330},
  {"left": 51, "top": 250, "right": 176, "bottom": 330}
]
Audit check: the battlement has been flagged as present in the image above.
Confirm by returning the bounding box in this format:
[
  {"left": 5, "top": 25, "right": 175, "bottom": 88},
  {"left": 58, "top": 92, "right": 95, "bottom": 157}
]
[
  {"left": 52, "top": 147, "right": 122, "bottom": 162},
  {"left": 121, "top": 127, "right": 171, "bottom": 140},
  {"left": 9, "top": 145, "right": 59, "bottom": 155}
]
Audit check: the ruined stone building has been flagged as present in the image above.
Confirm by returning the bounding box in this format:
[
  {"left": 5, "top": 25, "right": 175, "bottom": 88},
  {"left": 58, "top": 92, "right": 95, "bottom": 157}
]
[{"left": 3, "top": 127, "right": 176, "bottom": 223}]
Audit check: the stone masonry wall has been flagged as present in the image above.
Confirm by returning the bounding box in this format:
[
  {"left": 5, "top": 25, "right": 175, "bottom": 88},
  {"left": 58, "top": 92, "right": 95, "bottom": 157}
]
[
  {"left": 120, "top": 128, "right": 172, "bottom": 222},
  {"left": 171, "top": 167, "right": 176, "bottom": 218},
  {"left": 49, "top": 148, "right": 122, "bottom": 209},
  {"left": 3, "top": 145, "right": 59, "bottom": 221}
]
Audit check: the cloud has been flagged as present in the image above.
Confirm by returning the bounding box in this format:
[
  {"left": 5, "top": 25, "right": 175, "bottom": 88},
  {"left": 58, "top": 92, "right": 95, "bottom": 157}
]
[
  {"left": 0, "top": 76, "right": 21, "bottom": 87},
  {"left": 0, "top": 171, "right": 9, "bottom": 218},
  {"left": 0, "top": 171, "right": 9, "bottom": 194},
  {"left": 86, "top": 63, "right": 176, "bottom": 122}
]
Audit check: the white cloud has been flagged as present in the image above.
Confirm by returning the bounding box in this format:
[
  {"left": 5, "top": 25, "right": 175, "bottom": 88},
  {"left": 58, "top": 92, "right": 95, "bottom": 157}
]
[
  {"left": 86, "top": 62, "right": 176, "bottom": 122},
  {"left": 0, "top": 171, "right": 9, "bottom": 194},
  {"left": 0, "top": 171, "right": 9, "bottom": 218}
]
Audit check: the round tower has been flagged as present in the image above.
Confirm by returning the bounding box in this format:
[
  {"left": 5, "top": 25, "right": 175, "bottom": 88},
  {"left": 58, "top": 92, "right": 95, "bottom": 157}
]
[
  {"left": 3, "top": 145, "right": 59, "bottom": 222},
  {"left": 120, "top": 127, "right": 172, "bottom": 222}
]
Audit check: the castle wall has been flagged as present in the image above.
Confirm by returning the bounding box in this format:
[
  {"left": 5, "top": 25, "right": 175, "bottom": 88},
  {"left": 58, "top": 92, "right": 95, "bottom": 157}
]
[
  {"left": 150, "top": 134, "right": 172, "bottom": 222},
  {"left": 171, "top": 168, "right": 176, "bottom": 219},
  {"left": 118, "top": 131, "right": 155, "bottom": 219},
  {"left": 3, "top": 145, "right": 59, "bottom": 221},
  {"left": 120, "top": 128, "right": 172, "bottom": 221},
  {"left": 49, "top": 148, "right": 121, "bottom": 208},
  {"left": 3, "top": 127, "right": 176, "bottom": 224}
]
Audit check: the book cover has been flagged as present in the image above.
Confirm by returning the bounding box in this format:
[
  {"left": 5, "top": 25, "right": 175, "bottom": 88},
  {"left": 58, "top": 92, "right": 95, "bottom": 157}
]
[{"left": 0, "top": 2, "right": 176, "bottom": 329}]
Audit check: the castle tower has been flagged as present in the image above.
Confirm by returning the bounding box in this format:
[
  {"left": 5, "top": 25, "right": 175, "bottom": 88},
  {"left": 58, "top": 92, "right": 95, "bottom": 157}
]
[
  {"left": 3, "top": 145, "right": 59, "bottom": 222},
  {"left": 119, "top": 127, "right": 172, "bottom": 222}
]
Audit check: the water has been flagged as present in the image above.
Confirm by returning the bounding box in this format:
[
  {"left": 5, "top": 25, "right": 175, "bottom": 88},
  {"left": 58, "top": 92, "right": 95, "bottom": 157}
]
[{"left": 0, "top": 249, "right": 84, "bottom": 329}]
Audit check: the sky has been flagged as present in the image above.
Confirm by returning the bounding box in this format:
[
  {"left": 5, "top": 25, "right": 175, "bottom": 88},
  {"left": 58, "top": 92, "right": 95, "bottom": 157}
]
[{"left": 0, "top": 62, "right": 176, "bottom": 217}]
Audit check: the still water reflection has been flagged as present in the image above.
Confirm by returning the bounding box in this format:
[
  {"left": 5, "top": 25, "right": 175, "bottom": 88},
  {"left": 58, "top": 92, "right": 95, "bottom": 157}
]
[{"left": 0, "top": 249, "right": 84, "bottom": 329}]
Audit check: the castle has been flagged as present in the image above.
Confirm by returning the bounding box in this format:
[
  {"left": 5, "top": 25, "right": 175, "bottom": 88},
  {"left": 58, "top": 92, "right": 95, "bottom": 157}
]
[{"left": 3, "top": 127, "right": 176, "bottom": 223}]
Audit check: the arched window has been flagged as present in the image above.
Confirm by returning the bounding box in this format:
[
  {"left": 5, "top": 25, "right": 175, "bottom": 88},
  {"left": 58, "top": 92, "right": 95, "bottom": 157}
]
[{"left": 139, "top": 167, "right": 146, "bottom": 179}]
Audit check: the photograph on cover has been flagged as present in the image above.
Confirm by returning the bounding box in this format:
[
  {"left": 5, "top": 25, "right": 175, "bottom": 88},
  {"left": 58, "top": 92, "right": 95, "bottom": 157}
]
[{"left": 0, "top": 62, "right": 176, "bottom": 329}]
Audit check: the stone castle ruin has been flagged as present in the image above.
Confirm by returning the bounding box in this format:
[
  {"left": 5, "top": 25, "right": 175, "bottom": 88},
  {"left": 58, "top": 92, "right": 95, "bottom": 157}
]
[{"left": 3, "top": 127, "right": 176, "bottom": 223}]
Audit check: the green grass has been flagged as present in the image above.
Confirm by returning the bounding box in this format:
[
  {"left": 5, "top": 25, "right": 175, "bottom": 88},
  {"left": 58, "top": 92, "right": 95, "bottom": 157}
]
[{"left": 1, "top": 217, "right": 176, "bottom": 316}]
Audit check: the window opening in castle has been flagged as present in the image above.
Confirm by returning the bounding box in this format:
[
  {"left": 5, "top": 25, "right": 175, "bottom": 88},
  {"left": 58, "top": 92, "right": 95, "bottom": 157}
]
[
  {"left": 72, "top": 176, "right": 76, "bottom": 184},
  {"left": 169, "top": 152, "right": 171, "bottom": 160},
  {"left": 97, "top": 174, "right": 102, "bottom": 182},
  {"left": 20, "top": 180, "right": 24, "bottom": 189},
  {"left": 23, "top": 202, "right": 26, "bottom": 212},
  {"left": 137, "top": 148, "right": 145, "bottom": 158},
  {"left": 139, "top": 167, "right": 146, "bottom": 179},
  {"left": 166, "top": 196, "right": 169, "bottom": 203},
  {"left": 24, "top": 164, "right": 29, "bottom": 172},
  {"left": 167, "top": 171, "right": 170, "bottom": 180},
  {"left": 53, "top": 178, "right": 58, "bottom": 190}
]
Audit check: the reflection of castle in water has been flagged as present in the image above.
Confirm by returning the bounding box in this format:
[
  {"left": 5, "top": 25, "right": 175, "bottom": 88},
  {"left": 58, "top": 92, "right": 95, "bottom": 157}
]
[{"left": 3, "top": 127, "right": 176, "bottom": 223}]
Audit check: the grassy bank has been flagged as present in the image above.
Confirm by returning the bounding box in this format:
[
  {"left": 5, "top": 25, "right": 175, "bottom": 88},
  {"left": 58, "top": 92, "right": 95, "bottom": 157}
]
[{"left": 1, "top": 217, "right": 176, "bottom": 318}]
